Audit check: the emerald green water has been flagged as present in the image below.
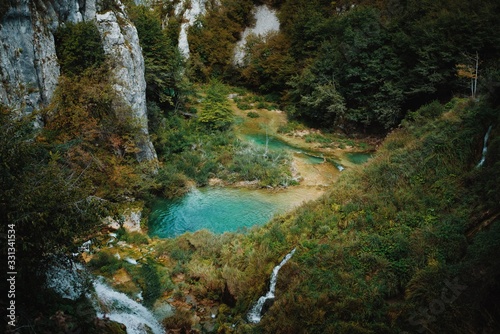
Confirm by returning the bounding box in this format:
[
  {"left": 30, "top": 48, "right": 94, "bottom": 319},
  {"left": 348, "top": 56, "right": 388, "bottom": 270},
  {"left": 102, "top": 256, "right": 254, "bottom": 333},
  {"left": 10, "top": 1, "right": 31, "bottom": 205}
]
[
  {"left": 149, "top": 187, "right": 305, "bottom": 238},
  {"left": 345, "top": 152, "right": 373, "bottom": 164},
  {"left": 244, "top": 134, "right": 324, "bottom": 164},
  {"left": 148, "top": 134, "right": 331, "bottom": 238}
]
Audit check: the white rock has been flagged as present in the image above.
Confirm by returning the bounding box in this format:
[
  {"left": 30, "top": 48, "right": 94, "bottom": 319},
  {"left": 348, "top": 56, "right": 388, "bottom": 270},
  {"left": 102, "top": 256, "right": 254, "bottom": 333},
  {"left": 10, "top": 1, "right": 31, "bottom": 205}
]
[
  {"left": 234, "top": 5, "right": 280, "bottom": 65},
  {"left": 96, "top": 7, "right": 157, "bottom": 162}
]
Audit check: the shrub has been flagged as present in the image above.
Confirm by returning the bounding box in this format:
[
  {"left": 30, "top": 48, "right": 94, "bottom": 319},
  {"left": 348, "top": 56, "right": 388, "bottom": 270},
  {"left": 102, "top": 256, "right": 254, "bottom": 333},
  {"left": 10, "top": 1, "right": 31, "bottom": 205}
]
[
  {"left": 54, "top": 21, "right": 105, "bottom": 77},
  {"left": 88, "top": 251, "right": 122, "bottom": 275},
  {"left": 163, "top": 308, "right": 193, "bottom": 331},
  {"left": 121, "top": 231, "right": 149, "bottom": 245},
  {"left": 247, "top": 111, "right": 260, "bottom": 118},
  {"left": 139, "top": 259, "right": 162, "bottom": 307},
  {"left": 198, "top": 80, "right": 234, "bottom": 130}
]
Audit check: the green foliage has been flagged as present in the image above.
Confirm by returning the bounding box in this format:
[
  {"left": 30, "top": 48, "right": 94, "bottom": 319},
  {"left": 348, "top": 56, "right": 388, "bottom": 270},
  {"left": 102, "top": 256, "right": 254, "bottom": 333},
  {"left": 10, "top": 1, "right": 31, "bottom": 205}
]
[
  {"left": 0, "top": 107, "right": 113, "bottom": 333},
  {"left": 54, "top": 21, "right": 105, "bottom": 77},
  {"left": 247, "top": 111, "right": 260, "bottom": 118},
  {"left": 228, "top": 0, "right": 500, "bottom": 131},
  {"left": 129, "top": 5, "right": 185, "bottom": 110},
  {"left": 186, "top": 0, "right": 254, "bottom": 80},
  {"left": 277, "top": 120, "right": 306, "bottom": 134},
  {"left": 88, "top": 251, "right": 122, "bottom": 275},
  {"left": 238, "top": 32, "right": 295, "bottom": 93},
  {"left": 43, "top": 70, "right": 152, "bottom": 201},
  {"left": 197, "top": 80, "right": 234, "bottom": 130},
  {"left": 139, "top": 259, "right": 162, "bottom": 307},
  {"left": 0, "top": 108, "right": 106, "bottom": 262},
  {"left": 121, "top": 231, "right": 149, "bottom": 245}
]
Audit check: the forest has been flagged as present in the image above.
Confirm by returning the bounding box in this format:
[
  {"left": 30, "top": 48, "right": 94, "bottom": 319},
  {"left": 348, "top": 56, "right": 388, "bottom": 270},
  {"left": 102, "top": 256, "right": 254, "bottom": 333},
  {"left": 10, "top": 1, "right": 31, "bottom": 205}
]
[{"left": 1, "top": 0, "right": 500, "bottom": 333}]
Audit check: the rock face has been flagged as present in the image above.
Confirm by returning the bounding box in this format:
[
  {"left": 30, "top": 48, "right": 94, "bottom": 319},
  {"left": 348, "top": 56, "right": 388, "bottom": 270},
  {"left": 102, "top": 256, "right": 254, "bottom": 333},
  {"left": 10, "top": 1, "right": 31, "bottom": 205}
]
[
  {"left": 0, "top": 0, "right": 156, "bottom": 161},
  {"left": 96, "top": 6, "right": 157, "bottom": 162},
  {"left": 174, "top": 0, "right": 207, "bottom": 58},
  {"left": 0, "top": 0, "right": 88, "bottom": 112}
]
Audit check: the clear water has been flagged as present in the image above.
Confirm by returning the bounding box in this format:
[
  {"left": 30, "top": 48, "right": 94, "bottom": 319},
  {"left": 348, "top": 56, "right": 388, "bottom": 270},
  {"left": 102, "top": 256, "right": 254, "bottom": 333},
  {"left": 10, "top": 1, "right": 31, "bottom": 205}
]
[
  {"left": 148, "top": 134, "right": 330, "bottom": 238},
  {"left": 244, "top": 134, "right": 325, "bottom": 164},
  {"left": 345, "top": 152, "right": 373, "bottom": 164},
  {"left": 148, "top": 187, "right": 306, "bottom": 238}
]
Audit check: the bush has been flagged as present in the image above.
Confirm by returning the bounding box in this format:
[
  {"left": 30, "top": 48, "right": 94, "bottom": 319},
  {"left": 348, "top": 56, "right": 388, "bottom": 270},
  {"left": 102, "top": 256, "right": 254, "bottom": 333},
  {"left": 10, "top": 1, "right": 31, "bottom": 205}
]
[
  {"left": 54, "top": 21, "right": 105, "bottom": 77},
  {"left": 140, "top": 259, "right": 162, "bottom": 307},
  {"left": 247, "top": 111, "right": 260, "bottom": 118},
  {"left": 88, "top": 251, "right": 122, "bottom": 275},
  {"left": 121, "top": 231, "right": 149, "bottom": 245},
  {"left": 162, "top": 309, "right": 193, "bottom": 331},
  {"left": 198, "top": 80, "right": 234, "bottom": 130}
]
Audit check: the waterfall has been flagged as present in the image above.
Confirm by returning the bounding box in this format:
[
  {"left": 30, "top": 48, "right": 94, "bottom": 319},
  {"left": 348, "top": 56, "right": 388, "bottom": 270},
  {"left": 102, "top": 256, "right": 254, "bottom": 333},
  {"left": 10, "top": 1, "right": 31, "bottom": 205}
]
[
  {"left": 92, "top": 279, "right": 165, "bottom": 334},
  {"left": 476, "top": 125, "right": 493, "bottom": 168},
  {"left": 247, "top": 248, "right": 296, "bottom": 324},
  {"left": 46, "top": 261, "right": 165, "bottom": 334}
]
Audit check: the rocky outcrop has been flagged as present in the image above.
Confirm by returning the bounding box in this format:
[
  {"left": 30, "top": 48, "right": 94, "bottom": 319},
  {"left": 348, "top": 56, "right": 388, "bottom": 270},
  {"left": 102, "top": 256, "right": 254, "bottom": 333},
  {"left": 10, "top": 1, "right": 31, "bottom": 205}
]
[
  {"left": 96, "top": 7, "right": 157, "bottom": 161},
  {"left": 174, "top": 0, "right": 207, "bottom": 58},
  {"left": 233, "top": 5, "right": 280, "bottom": 66},
  {"left": 0, "top": 0, "right": 156, "bottom": 161}
]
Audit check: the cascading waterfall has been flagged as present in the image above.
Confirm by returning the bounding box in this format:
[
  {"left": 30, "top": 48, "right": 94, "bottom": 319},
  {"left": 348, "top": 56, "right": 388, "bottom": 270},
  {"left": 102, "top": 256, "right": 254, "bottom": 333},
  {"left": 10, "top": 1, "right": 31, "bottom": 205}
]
[
  {"left": 91, "top": 279, "right": 165, "bottom": 334},
  {"left": 477, "top": 125, "right": 493, "bottom": 168},
  {"left": 46, "top": 260, "right": 165, "bottom": 334},
  {"left": 247, "top": 248, "right": 296, "bottom": 324}
]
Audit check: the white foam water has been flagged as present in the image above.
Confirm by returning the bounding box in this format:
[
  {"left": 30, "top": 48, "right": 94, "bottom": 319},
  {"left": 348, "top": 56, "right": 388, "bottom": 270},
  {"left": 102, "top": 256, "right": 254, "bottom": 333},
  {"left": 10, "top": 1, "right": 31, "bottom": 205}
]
[
  {"left": 247, "top": 248, "right": 296, "bottom": 323},
  {"left": 477, "top": 125, "right": 493, "bottom": 168},
  {"left": 92, "top": 279, "right": 165, "bottom": 334}
]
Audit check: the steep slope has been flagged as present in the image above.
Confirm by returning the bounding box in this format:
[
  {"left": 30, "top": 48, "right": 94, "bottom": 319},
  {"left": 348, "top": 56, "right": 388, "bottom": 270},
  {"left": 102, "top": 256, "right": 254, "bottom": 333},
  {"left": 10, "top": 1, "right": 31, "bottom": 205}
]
[
  {"left": 0, "top": 0, "right": 156, "bottom": 161},
  {"left": 138, "top": 98, "right": 500, "bottom": 333}
]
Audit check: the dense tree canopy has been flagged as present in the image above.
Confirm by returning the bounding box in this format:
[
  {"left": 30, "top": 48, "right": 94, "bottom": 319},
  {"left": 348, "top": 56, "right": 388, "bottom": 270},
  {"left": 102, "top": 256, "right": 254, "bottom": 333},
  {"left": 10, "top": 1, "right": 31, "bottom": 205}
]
[
  {"left": 177, "top": 0, "right": 500, "bottom": 131},
  {"left": 129, "top": 5, "right": 185, "bottom": 110}
]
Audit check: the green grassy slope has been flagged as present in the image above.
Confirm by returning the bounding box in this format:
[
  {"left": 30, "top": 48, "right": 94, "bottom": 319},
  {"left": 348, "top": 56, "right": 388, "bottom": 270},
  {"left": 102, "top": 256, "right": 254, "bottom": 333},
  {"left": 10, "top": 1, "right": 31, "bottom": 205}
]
[{"left": 168, "top": 98, "right": 500, "bottom": 333}]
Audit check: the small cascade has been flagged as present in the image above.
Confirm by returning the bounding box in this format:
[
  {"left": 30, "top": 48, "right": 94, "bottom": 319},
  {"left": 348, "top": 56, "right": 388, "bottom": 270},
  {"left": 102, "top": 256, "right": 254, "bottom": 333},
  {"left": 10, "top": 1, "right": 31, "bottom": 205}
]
[
  {"left": 46, "top": 261, "right": 164, "bottom": 334},
  {"left": 92, "top": 279, "right": 165, "bottom": 334},
  {"left": 477, "top": 125, "right": 493, "bottom": 168},
  {"left": 247, "top": 248, "right": 296, "bottom": 323}
]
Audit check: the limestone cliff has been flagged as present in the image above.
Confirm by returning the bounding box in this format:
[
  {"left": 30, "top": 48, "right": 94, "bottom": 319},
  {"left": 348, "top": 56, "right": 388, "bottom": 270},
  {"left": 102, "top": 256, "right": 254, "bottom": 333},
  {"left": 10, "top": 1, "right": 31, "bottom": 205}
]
[{"left": 0, "top": 0, "right": 156, "bottom": 161}]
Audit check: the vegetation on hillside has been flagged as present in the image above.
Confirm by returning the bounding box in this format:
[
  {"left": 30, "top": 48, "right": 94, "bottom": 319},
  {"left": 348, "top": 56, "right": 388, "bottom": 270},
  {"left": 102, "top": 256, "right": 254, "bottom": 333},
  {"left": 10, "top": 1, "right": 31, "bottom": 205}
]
[
  {"left": 79, "top": 98, "right": 500, "bottom": 333},
  {"left": 2, "top": 0, "right": 500, "bottom": 333},
  {"left": 167, "top": 0, "right": 500, "bottom": 131}
]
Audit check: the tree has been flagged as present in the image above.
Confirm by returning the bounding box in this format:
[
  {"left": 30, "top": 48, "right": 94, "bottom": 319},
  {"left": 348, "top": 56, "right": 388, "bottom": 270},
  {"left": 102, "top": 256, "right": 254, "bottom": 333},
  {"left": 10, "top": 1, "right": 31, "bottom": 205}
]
[
  {"left": 0, "top": 104, "right": 105, "bottom": 279},
  {"left": 54, "top": 21, "right": 105, "bottom": 77},
  {"left": 300, "top": 80, "right": 346, "bottom": 127},
  {"left": 129, "top": 5, "right": 184, "bottom": 110},
  {"left": 456, "top": 52, "right": 480, "bottom": 99},
  {"left": 239, "top": 32, "right": 295, "bottom": 93},
  {"left": 198, "top": 80, "right": 234, "bottom": 130}
]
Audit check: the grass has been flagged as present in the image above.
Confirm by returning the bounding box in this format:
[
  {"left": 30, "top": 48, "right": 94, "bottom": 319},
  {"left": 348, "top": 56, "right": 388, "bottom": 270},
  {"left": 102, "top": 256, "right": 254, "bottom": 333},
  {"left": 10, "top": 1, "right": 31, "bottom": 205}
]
[
  {"left": 87, "top": 97, "right": 500, "bottom": 333},
  {"left": 155, "top": 99, "right": 498, "bottom": 332}
]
